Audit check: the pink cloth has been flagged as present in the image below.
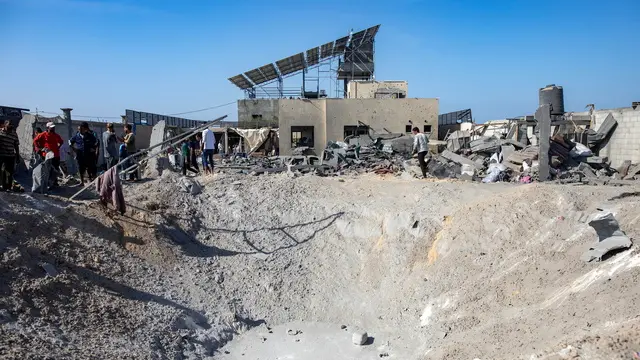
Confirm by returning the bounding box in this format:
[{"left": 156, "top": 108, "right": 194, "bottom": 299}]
[{"left": 96, "top": 167, "right": 125, "bottom": 214}]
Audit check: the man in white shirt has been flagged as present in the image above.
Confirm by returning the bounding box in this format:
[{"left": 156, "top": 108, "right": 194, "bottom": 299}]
[
  {"left": 201, "top": 127, "right": 216, "bottom": 175},
  {"left": 411, "top": 127, "right": 429, "bottom": 179}
]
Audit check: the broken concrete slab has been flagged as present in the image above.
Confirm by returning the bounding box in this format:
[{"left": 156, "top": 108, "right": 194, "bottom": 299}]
[
  {"left": 581, "top": 236, "right": 632, "bottom": 262},
  {"left": 583, "top": 156, "right": 608, "bottom": 165},
  {"left": 577, "top": 163, "right": 598, "bottom": 179},
  {"left": 623, "top": 164, "right": 640, "bottom": 180},
  {"left": 618, "top": 160, "right": 632, "bottom": 178},
  {"left": 588, "top": 113, "right": 618, "bottom": 151},
  {"left": 441, "top": 150, "right": 477, "bottom": 169},
  {"left": 581, "top": 211, "right": 632, "bottom": 262}
]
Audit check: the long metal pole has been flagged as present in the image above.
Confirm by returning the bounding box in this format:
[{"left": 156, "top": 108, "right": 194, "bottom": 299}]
[{"left": 69, "top": 115, "right": 227, "bottom": 200}]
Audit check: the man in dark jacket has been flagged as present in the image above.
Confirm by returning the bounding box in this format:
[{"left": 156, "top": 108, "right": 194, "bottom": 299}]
[
  {"left": 0, "top": 120, "right": 19, "bottom": 191},
  {"left": 71, "top": 122, "right": 98, "bottom": 183}
]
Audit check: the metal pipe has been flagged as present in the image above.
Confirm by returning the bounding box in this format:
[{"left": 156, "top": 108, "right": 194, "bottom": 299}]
[{"left": 69, "top": 115, "right": 227, "bottom": 200}]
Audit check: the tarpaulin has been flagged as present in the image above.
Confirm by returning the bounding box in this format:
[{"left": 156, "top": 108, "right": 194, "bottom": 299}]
[{"left": 233, "top": 128, "right": 277, "bottom": 154}]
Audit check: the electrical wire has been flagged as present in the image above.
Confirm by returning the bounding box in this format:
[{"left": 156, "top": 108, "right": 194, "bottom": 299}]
[
  {"left": 167, "top": 101, "right": 236, "bottom": 116},
  {"left": 30, "top": 100, "right": 237, "bottom": 120}
]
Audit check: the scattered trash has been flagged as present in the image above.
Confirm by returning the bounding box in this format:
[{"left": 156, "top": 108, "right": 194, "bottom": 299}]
[{"left": 581, "top": 211, "right": 632, "bottom": 262}]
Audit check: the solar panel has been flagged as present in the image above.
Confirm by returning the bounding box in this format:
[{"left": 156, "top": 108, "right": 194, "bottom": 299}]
[
  {"left": 228, "top": 74, "right": 254, "bottom": 89},
  {"left": 276, "top": 52, "right": 305, "bottom": 76},
  {"left": 333, "top": 36, "right": 349, "bottom": 54},
  {"left": 227, "top": 25, "right": 380, "bottom": 87},
  {"left": 244, "top": 68, "right": 267, "bottom": 85},
  {"left": 364, "top": 24, "right": 380, "bottom": 41},
  {"left": 258, "top": 63, "right": 279, "bottom": 82},
  {"left": 306, "top": 47, "right": 319, "bottom": 66},
  {"left": 320, "top": 41, "right": 334, "bottom": 59},
  {"left": 350, "top": 29, "right": 367, "bottom": 46}
]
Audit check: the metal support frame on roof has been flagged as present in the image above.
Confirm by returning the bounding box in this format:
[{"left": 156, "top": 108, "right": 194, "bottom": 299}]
[{"left": 228, "top": 25, "right": 380, "bottom": 99}]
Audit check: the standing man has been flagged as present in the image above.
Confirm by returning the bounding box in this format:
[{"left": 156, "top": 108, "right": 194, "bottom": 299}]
[
  {"left": 81, "top": 122, "right": 98, "bottom": 181},
  {"left": 411, "top": 127, "right": 429, "bottom": 179},
  {"left": 201, "top": 127, "right": 215, "bottom": 175},
  {"left": 123, "top": 124, "right": 138, "bottom": 181},
  {"left": 89, "top": 125, "right": 100, "bottom": 169},
  {"left": 189, "top": 135, "right": 200, "bottom": 172},
  {"left": 181, "top": 140, "right": 198, "bottom": 176},
  {"left": 71, "top": 123, "right": 98, "bottom": 183},
  {"left": 33, "top": 122, "right": 63, "bottom": 186},
  {"left": 102, "top": 123, "right": 118, "bottom": 170},
  {"left": 0, "top": 120, "right": 19, "bottom": 191}
]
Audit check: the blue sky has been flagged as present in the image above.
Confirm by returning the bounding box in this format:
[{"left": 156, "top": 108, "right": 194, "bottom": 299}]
[{"left": 1, "top": 0, "right": 638, "bottom": 123}]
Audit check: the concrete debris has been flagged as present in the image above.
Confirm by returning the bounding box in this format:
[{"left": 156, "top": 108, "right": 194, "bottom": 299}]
[
  {"left": 623, "top": 164, "right": 640, "bottom": 180},
  {"left": 352, "top": 331, "right": 368, "bottom": 345},
  {"left": 581, "top": 211, "right": 632, "bottom": 262},
  {"left": 178, "top": 177, "right": 202, "bottom": 195},
  {"left": 41, "top": 262, "right": 58, "bottom": 277},
  {"left": 0, "top": 309, "right": 12, "bottom": 325}
]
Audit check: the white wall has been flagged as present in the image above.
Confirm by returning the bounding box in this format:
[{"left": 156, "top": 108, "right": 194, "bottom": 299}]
[{"left": 590, "top": 107, "right": 640, "bottom": 167}]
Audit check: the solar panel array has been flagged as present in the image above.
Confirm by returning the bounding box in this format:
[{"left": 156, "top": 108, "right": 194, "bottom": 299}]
[
  {"left": 276, "top": 52, "right": 305, "bottom": 76},
  {"left": 320, "top": 42, "right": 334, "bottom": 59},
  {"left": 228, "top": 74, "right": 253, "bottom": 89},
  {"left": 228, "top": 25, "right": 381, "bottom": 89},
  {"left": 306, "top": 47, "right": 319, "bottom": 66}
]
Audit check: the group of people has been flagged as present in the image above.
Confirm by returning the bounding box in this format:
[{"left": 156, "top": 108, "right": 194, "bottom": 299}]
[
  {"left": 180, "top": 126, "right": 218, "bottom": 176},
  {"left": 30, "top": 121, "right": 138, "bottom": 187}
]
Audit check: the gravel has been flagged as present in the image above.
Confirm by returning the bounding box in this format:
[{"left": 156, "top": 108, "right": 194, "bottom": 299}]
[{"left": 1, "top": 172, "right": 639, "bottom": 359}]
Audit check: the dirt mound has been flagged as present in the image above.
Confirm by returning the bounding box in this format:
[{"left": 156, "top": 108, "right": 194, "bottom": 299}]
[{"left": 1, "top": 173, "right": 640, "bottom": 359}]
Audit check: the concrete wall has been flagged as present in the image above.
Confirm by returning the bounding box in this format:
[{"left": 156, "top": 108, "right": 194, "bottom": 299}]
[
  {"left": 278, "top": 99, "right": 326, "bottom": 156},
  {"left": 346, "top": 80, "right": 408, "bottom": 99},
  {"left": 325, "top": 98, "right": 438, "bottom": 142},
  {"left": 238, "top": 99, "right": 279, "bottom": 128},
  {"left": 572, "top": 107, "right": 640, "bottom": 167},
  {"left": 238, "top": 98, "right": 439, "bottom": 155}
]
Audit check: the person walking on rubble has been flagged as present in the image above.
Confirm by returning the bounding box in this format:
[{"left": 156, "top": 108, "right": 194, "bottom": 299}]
[
  {"left": 189, "top": 135, "right": 200, "bottom": 172},
  {"left": 201, "top": 127, "right": 215, "bottom": 175},
  {"left": 411, "top": 127, "right": 429, "bottom": 179},
  {"left": 33, "top": 122, "right": 64, "bottom": 187},
  {"left": 180, "top": 140, "right": 199, "bottom": 176}
]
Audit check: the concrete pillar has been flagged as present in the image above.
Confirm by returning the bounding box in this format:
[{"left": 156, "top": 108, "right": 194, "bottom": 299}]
[
  {"left": 224, "top": 130, "right": 229, "bottom": 153},
  {"left": 536, "top": 104, "right": 551, "bottom": 181},
  {"left": 61, "top": 108, "right": 73, "bottom": 139}
]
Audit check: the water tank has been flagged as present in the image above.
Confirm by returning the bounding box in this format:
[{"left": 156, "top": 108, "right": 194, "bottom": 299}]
[{"left": 539, "top": 84, "right": 564, "bottom": 115}]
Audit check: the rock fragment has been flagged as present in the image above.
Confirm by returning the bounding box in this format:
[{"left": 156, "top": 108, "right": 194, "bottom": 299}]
[
  {"left": 352, "top": 331, "right": 368, "bottom": 345},
  {"left": 41, "top": 263, "right": 58, "bottom": 277}
]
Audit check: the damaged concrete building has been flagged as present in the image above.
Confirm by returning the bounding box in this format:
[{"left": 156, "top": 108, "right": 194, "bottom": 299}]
[
  {"left": 237, "top": 96, "right": 438, "bottom": 156},
  {"left": 229, "top": 25, "right": 438, "bottom": 156}
]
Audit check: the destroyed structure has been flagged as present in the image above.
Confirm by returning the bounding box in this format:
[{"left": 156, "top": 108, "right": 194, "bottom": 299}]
[{"left": 228, "top": 25, "right": 439, "bottom": 157}]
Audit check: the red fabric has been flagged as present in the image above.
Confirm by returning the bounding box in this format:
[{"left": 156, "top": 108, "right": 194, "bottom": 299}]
[
  {"left": 96, "top": 166, "right": 126, "bottom": 214},
  {"left": 33, "top": 131, "right": 63, "bottom": 157}
]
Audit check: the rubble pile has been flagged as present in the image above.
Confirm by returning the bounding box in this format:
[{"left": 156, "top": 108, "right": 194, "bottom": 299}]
[
  {"left": 321, "top": 135, "right": 411, "bottom": 176},
  {"left": 433, "top": 114, "right": 640, "bottom": 185}
]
